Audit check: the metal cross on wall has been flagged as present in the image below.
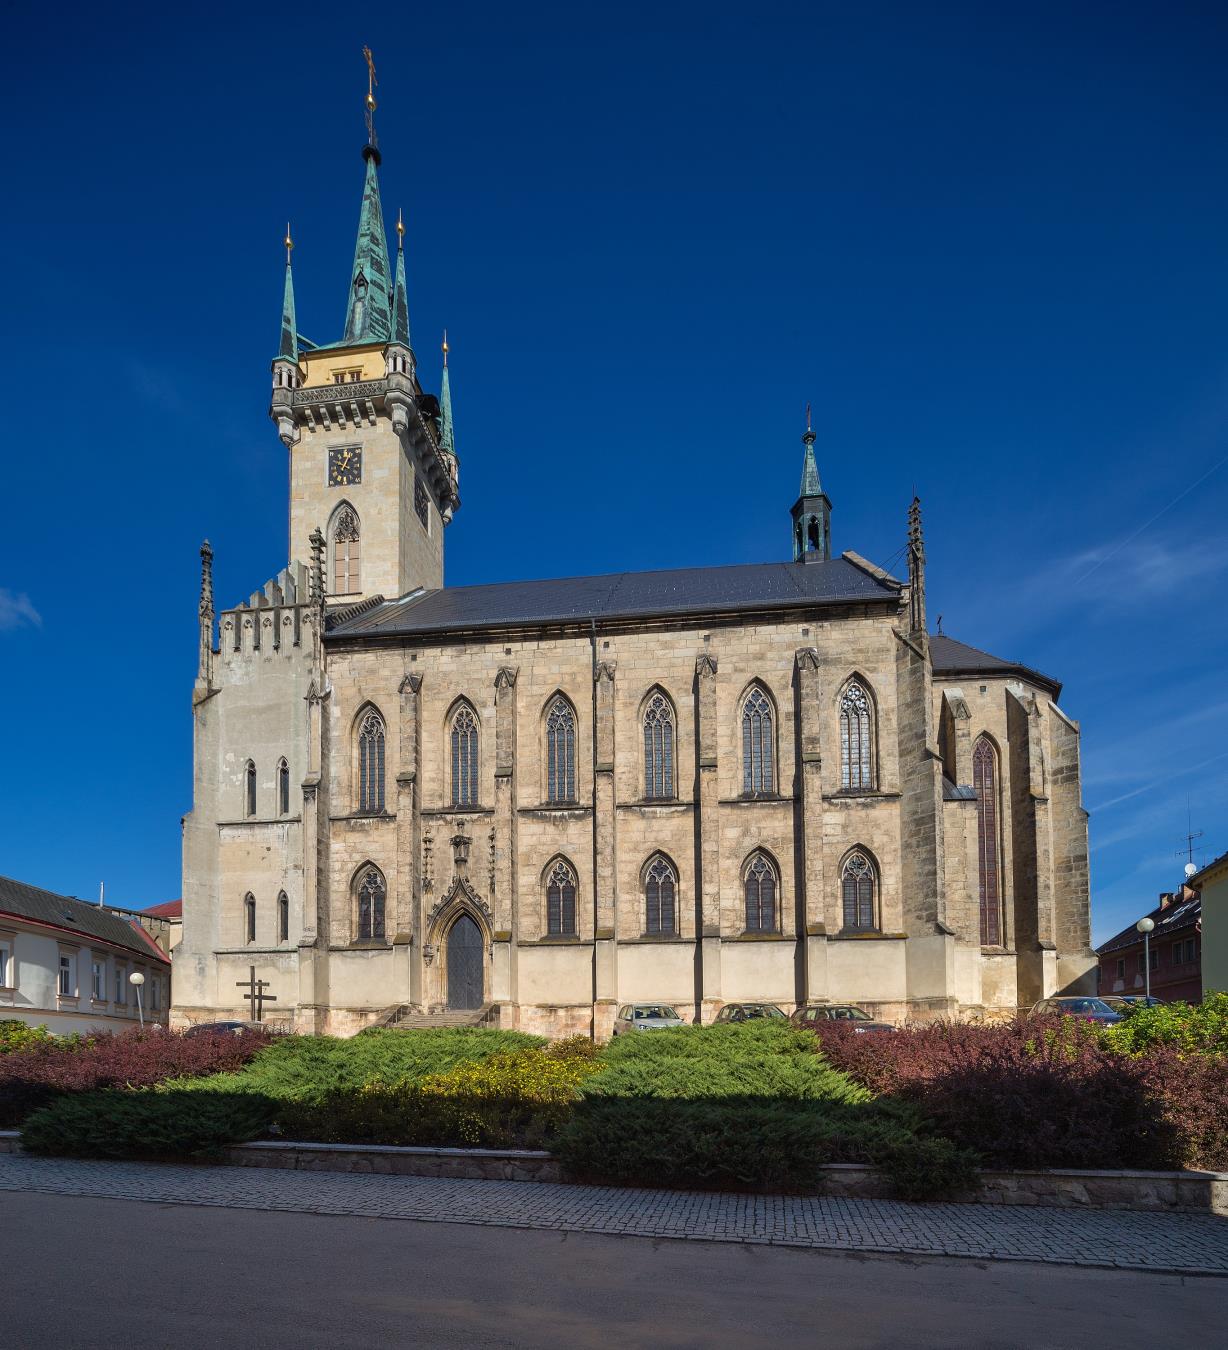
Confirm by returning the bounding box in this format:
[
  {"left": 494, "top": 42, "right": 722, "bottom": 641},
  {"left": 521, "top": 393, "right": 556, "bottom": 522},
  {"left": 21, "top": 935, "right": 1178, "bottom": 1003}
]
[{"left": 236, "top": 966, "right": 277, "bottom": 1022}]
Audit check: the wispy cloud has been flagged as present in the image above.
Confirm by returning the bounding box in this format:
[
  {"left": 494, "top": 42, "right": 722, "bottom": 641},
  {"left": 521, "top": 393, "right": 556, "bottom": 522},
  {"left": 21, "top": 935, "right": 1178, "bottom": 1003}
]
[{"left": 0, "top": 589, "right": 41, "bottom": 631}]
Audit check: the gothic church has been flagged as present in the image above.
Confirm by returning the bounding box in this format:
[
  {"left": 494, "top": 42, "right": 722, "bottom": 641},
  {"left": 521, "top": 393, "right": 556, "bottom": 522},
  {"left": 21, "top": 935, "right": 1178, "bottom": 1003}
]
[{"left": 175, "top": 91, "right": 1096, "bottom": 1037}]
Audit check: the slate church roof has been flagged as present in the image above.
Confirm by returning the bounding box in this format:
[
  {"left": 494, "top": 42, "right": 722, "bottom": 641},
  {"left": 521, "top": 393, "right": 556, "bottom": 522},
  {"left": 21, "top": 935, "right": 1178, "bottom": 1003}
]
[
  {"left": 929, "top": 634, "right": 1061, "bottom": 698},
  {"left": 0, "top": 875, "right": 171, "bottom": 963}
]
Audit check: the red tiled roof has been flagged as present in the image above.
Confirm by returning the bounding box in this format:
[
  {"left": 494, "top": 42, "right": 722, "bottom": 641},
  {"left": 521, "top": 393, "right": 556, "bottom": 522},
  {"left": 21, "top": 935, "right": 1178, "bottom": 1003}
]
[
  {"left": 141, "top": 899, "right": 183, "bottom": 919},
  {"left": 127, "top": 921, "right": 172, "bottom": 965}
]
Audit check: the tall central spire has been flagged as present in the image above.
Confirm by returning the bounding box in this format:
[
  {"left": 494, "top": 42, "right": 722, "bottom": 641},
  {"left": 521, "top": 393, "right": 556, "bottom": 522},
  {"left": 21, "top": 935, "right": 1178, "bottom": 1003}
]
[{"left": 342, "top": 50, "right": 393, "bottom": 345}]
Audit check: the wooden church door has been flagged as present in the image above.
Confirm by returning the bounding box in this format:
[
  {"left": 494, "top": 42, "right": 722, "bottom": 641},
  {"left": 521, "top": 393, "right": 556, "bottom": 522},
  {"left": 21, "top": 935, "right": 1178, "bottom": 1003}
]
[{"left": 446, "top": 914, "right": 484, "bottom": 1010}]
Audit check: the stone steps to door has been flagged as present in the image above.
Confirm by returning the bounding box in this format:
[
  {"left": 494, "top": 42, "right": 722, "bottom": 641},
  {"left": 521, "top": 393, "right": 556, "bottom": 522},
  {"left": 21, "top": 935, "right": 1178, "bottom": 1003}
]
[{"left": 377, "top": 1004, "right": 494, "bottom": 1030}]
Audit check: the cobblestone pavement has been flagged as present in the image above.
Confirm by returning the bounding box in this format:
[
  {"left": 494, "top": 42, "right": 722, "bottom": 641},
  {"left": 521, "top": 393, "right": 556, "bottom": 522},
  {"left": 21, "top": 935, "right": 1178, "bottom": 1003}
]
[{"left": 2, "top": 1154, "right": 1226, "bottom": 1275}]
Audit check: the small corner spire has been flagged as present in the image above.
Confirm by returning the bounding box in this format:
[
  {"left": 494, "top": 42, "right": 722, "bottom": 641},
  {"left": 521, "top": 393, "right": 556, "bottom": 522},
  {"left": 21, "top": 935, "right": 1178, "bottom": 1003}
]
[
  {"left": 442, "top": 328, "right": 449, "bottom": 369},
  {"left": 791, "top": 402, "right": 832, "bottom": 563},
  {"left": 197, "top": 540, "right": 215, "bottom": 692},
  {"left": 392, "top": 211, "right": 411, "bottom": 347},
  {"left": 278, "top": 224, "right": 298, "bottom": 363},
  {"left": 396, "top": 207, "right": 404, "bottom": 251},
  {"left": 440, "top": 333, "right": 457, "bottom": 463},
  {"left": 908, "top": 496, "right": 927, "bottom": 636}
]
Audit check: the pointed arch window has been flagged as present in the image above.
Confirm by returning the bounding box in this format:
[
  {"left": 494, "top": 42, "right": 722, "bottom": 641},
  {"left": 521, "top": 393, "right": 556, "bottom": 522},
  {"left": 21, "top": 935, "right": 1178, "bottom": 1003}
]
[
  {"left": 742, "top": 686, "right": 774, "bottom": 795},
  {"left": 546, "top": 859, "right": 577, "bottom": 937},
  {"left": 973, "top": 737, "right": 1002, "bottom": 946},
  {"left": 841, "top": 852, "right": 878, "bottom": 932},
  {"left": 357, "top": 868, "right": 386, "bottom": 942},
  {"left": 451, "top": 705, "right": 479, "bottom": 807},
  {"left": 840, "top": 682, "right": 874, "bottom": 791},
  {"left": 243, "top": 893, "right": 256, "bottom": 945},
  {"left": 546, "top": 697, "right": 576, "bottom": 803},
  {"left": 643, "top": 691, "right": 675, "bottom": 800},
  {"left": 244, "top": 761, "right": 257, "bottom": 819},
  {"left": 358, "top": 709, "right": 386, "bottom": 813},
  {"left": 277, "top": 891, "right": 289, "bottom": 944},
  {"left": 332, "top": 506, "right": 361, "bottom": 595},
  {"left": 277, "top": 759, "right": 290, "bottom": 816},
  {"left": 644, "top": 855, "right": 678, "bottom": 936},
  {"left": 743, "top": 852, "right": 779, "bottom": 932}
]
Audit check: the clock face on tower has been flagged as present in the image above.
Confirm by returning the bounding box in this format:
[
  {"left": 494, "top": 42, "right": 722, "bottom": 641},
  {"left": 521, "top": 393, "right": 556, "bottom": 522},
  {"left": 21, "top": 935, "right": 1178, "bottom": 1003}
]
[{"left": 328, "top": 446, "right": 363, "bottom": 486}]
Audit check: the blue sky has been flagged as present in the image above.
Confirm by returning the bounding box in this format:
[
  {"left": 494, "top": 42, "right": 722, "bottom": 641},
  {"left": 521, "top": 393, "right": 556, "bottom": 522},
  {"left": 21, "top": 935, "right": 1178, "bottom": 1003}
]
[{"left": 1, "top": 2, "right": 1225, "bottom": 944}]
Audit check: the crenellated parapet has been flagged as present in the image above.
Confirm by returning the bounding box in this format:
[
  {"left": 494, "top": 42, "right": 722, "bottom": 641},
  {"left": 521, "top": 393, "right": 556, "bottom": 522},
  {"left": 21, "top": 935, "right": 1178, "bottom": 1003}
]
[{"left": 216, "top": 562, "right": 315, "bottom": 671}]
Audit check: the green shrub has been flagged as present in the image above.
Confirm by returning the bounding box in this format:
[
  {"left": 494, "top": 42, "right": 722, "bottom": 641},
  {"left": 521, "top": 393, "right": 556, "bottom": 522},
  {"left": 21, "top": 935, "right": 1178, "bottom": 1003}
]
[
  {"left": 1101, "top": 994, "right": 1228, "bottom": 1057},
  {"left": 21, "top": 1089, "right": 276, "bottom": 1159},
  {"left": 0, "top": 1021, "right": 53, "bottom": 1054}
]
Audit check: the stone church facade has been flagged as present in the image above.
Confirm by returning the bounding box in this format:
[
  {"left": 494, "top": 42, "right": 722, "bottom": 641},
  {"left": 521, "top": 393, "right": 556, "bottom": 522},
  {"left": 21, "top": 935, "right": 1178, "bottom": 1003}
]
[{"left": 174, "top": 109, "right": 1096, "bottom": 1038}]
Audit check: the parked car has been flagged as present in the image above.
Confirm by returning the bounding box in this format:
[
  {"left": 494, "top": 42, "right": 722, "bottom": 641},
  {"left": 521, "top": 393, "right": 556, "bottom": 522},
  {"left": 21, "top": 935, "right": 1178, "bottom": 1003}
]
[
  {"left": 1029, "top": 996, "right": 1123, "bottom": 1024},
  {"left": 612, "top": 1004, "right": 687, "bottom": 1035},
  {"left": 1101, "top": 995, "right": 1166, "bottom": 1011},
  {"left": 791, "top": 1003, "right": 896, "bottom": 1034},
  {"left": 712, "top": 1003, "right": 788, "bottom": 1023},
  {"left": 183, "top": 1020, "right": 266, "bottom": 1037}
]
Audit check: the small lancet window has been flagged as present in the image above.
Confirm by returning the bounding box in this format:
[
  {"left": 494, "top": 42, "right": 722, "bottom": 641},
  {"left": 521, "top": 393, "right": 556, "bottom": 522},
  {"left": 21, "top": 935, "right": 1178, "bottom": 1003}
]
[
  {"left": 743, "top": 853, "right": 778, "bottom": 932},
  {"left": 243, "top": 893, "right": 256, "bottom": 945},
  {"left": 841, "top": 852, "right": 878, "bottom": 932},
  {"left": 741, "top": 687, "right": 774, "bottom": 795},
  {"left": 644, "top": 856, "right": 677, "bottom": 936},
  {"left": 546, "top": 859, "right": 577, "bottom": 937},
  {"left": 357, "top": 869, "right": 386, "bottom": 942},
  {"left": 277, "top": 759, "right": 290, "bottom": 816},
  {"left": 546, "top": 697, "right": 576, "bottom": 803},
  {"left": 840, "top": 682, "right": 873, "bottom": 791},
  {"left": 643, "top": 692, "right": 674, "bottom": 799},
  {"left": 244, "top": 761, "right": 257, "bottom": 818},
  {"left": 332, "top": 507, "right": 361, "bottom": 595},
  {"left": 277, "top": 891, "right": 289, "bottom": 944},
  {"left": 358, "top": 709, "right": 386, "bottom": 813},
  {"left": 451, "top": 706, "right": 479, "bottom": 807},
  {"left": 973, "top": 737, "right": 1002, "bottom": 946}
]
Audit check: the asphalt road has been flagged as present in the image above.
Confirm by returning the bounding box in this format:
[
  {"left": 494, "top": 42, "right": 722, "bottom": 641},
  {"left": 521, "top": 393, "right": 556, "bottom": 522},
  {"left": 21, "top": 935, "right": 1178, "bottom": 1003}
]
[{"left": 2, "top": 1192, "right": 1220, "bottom": 1349}]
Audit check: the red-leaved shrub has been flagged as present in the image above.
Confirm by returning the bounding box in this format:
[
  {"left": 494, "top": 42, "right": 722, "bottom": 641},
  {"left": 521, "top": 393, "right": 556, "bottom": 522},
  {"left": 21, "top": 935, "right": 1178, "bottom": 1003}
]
[
  {"left": 0, "top": 1028, "right": 275, "bottom": 1127},
  {"left": 815, "top": 1017, "right": 1228, "bottom": 1172}
]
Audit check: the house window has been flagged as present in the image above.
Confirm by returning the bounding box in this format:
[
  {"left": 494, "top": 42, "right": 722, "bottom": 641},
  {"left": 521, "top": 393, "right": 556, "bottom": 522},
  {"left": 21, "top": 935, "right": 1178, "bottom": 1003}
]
[
  {"left": 1187, "top": 938, "right": 1198, "bottom": 964},
  {"left": 743, "top": 852, "right": 778, "bottom": 932},
  {"left": 841, "top": 851, "right": 878, "bottom": 932},
  {"left": 451, "top": 705, "right": 479, "bottom": 807},
  {"left": 91, "top": 959, "right": 105, "bottom": 1002},
  {"left": 358, "top": 869, "right": 386, "bottom": 942},
  {"left": 358, "top": 708, "right": 386, "bottom": 812},
  {"left": 0, "top": 939, "right": 10, "bottom": 988},
  {"left": 115, "top": 965, "right": 126, "bottom": 1004},
  {"left": 332, "top": 506, "right": 361, "bottom": 595},
  {"left": 415, "top": 474, "right": 429, "bottom": 529},
  {"left": 278, "top": 759, "right": 290, "bottom": 815},
  {"left": 545, "top": 697, "right": 576, "bottom": 803},
  {"left": 244, "top": 894, "right": 256, "bottom": 945},
  {"left": 546, "top": 860, "right": 578, "bottom": 937},
  {"left": 58, "top": 953, "right": 75, "bottom": 997},
  {"left": 245, "top": 761, "right": 257, "bottom": 818},
  {"left": 1172, "top": 943, "right": 1183, "bottom": 967},
  {"left": 1115, "top": 958, "right": 1124, "bottom": 980},
  {"left": 151, "top": 976, "right": 161, "bottom": 1011},
  {"left": 839, "top": 681, "right": 873, "bottom": 790},
  {"left": 1150, "top": 947, "right": 1158, "bottom": 970},
  {"left": 973, "top": 737, "right": 1002, "bottom": 946},
  {"left": 644, "top": 855, "right": 677, "bottom": 936},
  {"left": 741, "top": 686, "right": 774, "bottom": 795},
  {"left": 643, "top": 691, "right": 675, "bottom": 799}
]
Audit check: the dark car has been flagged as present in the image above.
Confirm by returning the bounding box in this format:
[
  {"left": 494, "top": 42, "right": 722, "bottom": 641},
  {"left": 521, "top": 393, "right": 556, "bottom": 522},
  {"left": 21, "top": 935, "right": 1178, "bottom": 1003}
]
[
  {"left": 791, "top": 1004, "right": 896, "bottom": 1034},
  {"left": 712, "top": 1003, "right": 788, "bottom": 1023},
  {"left": 1030, "top": 996, "right": 1123, "bottom": 1024},
  {"left": 183, "top": 1020, "right": 267, "bottom": 1038},
  {"left": 1101, "top": 995, "right": 1166, "bottom": 1012}
]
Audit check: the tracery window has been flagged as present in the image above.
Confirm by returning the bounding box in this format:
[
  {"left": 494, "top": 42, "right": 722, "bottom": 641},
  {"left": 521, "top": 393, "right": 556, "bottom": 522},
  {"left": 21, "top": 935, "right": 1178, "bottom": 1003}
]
[
  {"left": 357, "top": 869, "right": 386, "bottom": 942},
  {"left": 545, "top": 697, "right": 577, "bottom": 803},
  {"left": 643, "top": 691, "right": 675, "bottom": 799},
  {"left": 839, "top": 681, "right": 873, "bottom": 791},
  {"left": 243, "top": 893, "right": 256, "bottom": 944},
  {"left": 332, "top": 506, "right": 361, "bottom": 595},
  {"left": 277, "top": 758, "right": 290, "bottom": 816},
  {"left": 414, "top": 475, "right": 429, "bottom": 530},
  {"left": 973, "top": 737, "right": 1002, "bottom": 946},
  {"left": 841, "top": 851, "right": 878, "bottom": 932},
  {"left": 451, "top": 705, "right": 479, "bottom": 807},
  {"left": 244, "top": 761, "right": 257, "bottom": 818},
  {"left": 277, "top": 891, "right": 289, "bottom": 944},
  {"left": 358, "top": 709, "right": 386, "bottom": 813},
  {"left": 741, "top": 686, "right": 774, "bottom": 795},
  {"left": 546, "top": 859, "right": 577, "bottom": 937},
  {"left": 743, "top": 852, "right": 779, "bottom": 932},
  {"left": 644, "top": 855, "right": 678, "bottom": 935}
]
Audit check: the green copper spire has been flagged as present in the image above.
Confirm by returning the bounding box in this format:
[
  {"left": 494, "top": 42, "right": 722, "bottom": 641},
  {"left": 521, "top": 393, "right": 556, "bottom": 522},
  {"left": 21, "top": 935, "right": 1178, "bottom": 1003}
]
[
  {"left": 342, "top": 149, "right": 394, "bottom": 345},
  {"left": 439, "top": 331, "right": 456, "bottom": 458},
  {"left": 392, "top": 208, "right": 411, "bottom": 347},
  {"left": 791, "top": 403, "right": 832, "bottom": 562},
  {"left": 799, "top": 403, "right": 822, "bottom": 495},
  {"left": 278, "top": 224, "right": 298, "bottom": 362}
]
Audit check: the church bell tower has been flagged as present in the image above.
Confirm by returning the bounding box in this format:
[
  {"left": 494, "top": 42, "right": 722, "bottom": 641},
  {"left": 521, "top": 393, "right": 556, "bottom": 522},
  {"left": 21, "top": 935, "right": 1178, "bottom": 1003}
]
[
  {"left": 791, "top": 407, "right": 832, "bottom": 562},
  {"left": 268, "top": 52, "right": 460, "bottom": 604}
]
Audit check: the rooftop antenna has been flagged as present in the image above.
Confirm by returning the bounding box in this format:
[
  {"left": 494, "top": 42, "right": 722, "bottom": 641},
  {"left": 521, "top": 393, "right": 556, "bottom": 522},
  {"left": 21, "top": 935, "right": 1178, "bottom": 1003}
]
[
  {"left": 1176, "top": 797, "right": 1203, "bottom": 870},
  {"left": 99, "top": 881, "right": 105, "bottom": 909}
]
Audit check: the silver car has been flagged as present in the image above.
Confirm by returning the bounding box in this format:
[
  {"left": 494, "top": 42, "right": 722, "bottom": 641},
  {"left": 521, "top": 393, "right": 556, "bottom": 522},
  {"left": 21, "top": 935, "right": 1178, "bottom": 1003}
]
[{"left": 612, "top": 1003, "right": 686, "bottom": 1034}]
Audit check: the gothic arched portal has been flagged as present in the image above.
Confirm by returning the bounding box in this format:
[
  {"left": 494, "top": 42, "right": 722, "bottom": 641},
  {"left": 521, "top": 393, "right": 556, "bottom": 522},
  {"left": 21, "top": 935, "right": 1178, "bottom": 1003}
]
[{"left": 446, "top": 912, "right": 484, "bottom": 1010}]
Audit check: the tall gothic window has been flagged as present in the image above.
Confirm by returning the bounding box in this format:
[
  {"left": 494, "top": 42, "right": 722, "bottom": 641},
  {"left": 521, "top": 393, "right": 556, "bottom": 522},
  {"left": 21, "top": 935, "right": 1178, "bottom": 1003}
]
[
  {"left": 644, "top": 855, "right": 678, "bottom": 935},
  {"left": 414, "top": 474, "right": 429, "bottom": 530},
  {"left": 743, "top": 852, "right": 778, "bottom": 932},
  {"left": 243, "top": 893, "right": 256, "bottom": 944},
  {"left": 244, "top": 761, "right": 257, "bottom": 818},
  {"left": 451, "top": 705, "right": 479, "bottom": 807},
  {"left": 841, "top": 851, "right": 878, "bottom": 932},
  {"left": 545, "top": 697, "right": 576, "bottom": 803},
  {"left": 357, "top": 868, "right": 386, "bottom": 942},
  {"left": 277, "top": 759, "right": 290, "bottom": 816},
  {"left": 277, "top": 891, "right": 289, "bottom": 943},
  {"left": 332, "top": 506, "right": 361, "bottom": 595},
  {"left": 546, "top": 859, "right": 577, "bottom": 937},
  {"left": 741, "top": 686, "right": 774, "bottom": 795},
  {"left": 643, "top": 691, "right": 675, "bottom": 799},
  {"left": 358, "top": 708, "right": 386, "bottom": 812},
  {"left": 973, "top": 737, "right": 1002, "bottom": 946},
  {"left": 839, "top": 681, "right": 873, "bottom": 791}
]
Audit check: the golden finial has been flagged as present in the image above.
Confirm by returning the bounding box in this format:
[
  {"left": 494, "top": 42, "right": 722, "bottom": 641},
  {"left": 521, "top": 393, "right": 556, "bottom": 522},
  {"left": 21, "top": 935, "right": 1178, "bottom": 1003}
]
[
  {"left": 363, "top": 45, "right": 378, "bottom": 109},
  {"left": 284, "top": 222, "right": 294, "bottom": 263},
  {"left": 805, "top": 401, "right": 812, "bottom": 433},
  {"left": 442, "top": 328, "right": 449, "bottom": 368},
  {"left": 396, "top": 207, "right": 405, "bottom": 250}
]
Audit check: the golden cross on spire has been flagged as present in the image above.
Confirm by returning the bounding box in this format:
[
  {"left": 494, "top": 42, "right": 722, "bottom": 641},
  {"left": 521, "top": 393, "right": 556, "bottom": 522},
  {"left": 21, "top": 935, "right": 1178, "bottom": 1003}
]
[
  {"left": 442, "top": 328, "right": 449, "bottom": 368},
  {"left": 362, "top": 45, "right": 379, "bottom": 145},
  {"left": 396, "top": 207, "right": 405, "bottom": 250},
  {"left": 284, "top": 222, "right": 294, "bottom": 264}
]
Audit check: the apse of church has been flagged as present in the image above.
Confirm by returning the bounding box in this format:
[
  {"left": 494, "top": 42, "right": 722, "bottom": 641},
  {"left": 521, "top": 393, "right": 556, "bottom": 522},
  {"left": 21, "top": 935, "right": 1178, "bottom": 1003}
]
[{"left": 175, "top": 68, "right": 1096, "bottom": 1036}]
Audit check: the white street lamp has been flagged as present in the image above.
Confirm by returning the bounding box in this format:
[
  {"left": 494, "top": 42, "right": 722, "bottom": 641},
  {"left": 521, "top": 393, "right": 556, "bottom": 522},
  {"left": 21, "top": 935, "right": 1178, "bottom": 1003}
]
[
  {"left": 129, "top": 971, "right": 146, "bottom": 1029},
  {"left": 1135, "top": 917, "right": 1155, "bottom": 1001}
]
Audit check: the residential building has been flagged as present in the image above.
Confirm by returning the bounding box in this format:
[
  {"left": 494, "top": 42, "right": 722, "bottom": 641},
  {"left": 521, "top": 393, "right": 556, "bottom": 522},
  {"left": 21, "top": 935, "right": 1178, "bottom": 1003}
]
[
  {"left": 1192, "top": 850, "right": 1228, "bottom": 995},
  {"left": 1096, "top": 882, "right": 1202, "bottom": 1004}
]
